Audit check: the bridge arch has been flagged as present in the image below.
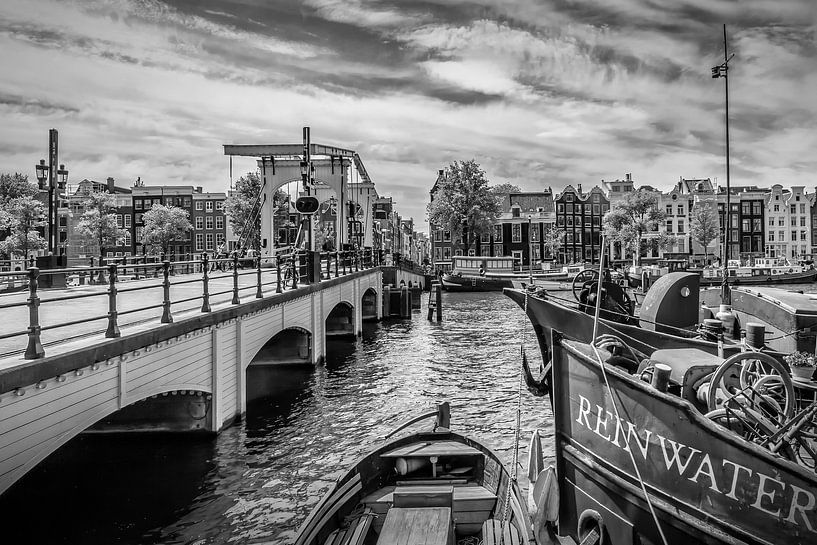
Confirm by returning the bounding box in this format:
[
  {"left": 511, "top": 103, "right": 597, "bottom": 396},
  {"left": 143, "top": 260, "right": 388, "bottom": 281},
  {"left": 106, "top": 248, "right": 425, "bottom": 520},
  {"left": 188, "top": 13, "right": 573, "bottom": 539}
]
[
  {"left": 325, "top": 301, "right": 355, "bottom": 338},
  {"left": 361, "top": 288, "right": 378, "bottom": 321},
  {"left": 247, "top": 326, "right": 313, "bottom": 366}
]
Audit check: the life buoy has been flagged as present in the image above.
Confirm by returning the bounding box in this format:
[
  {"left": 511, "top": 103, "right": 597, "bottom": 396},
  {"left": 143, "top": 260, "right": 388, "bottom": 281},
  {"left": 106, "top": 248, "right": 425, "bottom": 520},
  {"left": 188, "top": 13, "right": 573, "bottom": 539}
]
[
  {"left": 479, "top": 266, "right": 485, "bottom": 276},
  {"left": 789, "top": 268, "right": 793, "bottom": 273}
]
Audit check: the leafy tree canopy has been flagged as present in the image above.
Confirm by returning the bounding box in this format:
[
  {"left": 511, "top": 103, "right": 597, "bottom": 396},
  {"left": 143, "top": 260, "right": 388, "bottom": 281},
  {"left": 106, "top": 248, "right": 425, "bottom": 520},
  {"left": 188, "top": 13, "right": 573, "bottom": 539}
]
[
  {"left": 0, "top": 173, "right": 38, "bottom": 206},
  {"left": 689, "top": 200, "right": 720, "bottom": 260},
  {"left": 0, "top": 196, "right": 46, "bottom": 259},
  {"left": 74, "top": 192, "right": 127, "bottom": 258},
  {"left": 224, "top": 172, "right": 263, "bottom": 250},
  {"left": 602, "top": 190, "right": 671, "bottom": 266},
  {"left": 427, "top": 160, "right": 501, "bottom": 251},
  {"left": 140, "top": 204, "right": 192, "bottom": 256},
  {"left": 542, "top": 227, "right": 566, "bottom": 260},
  {"left": 490, "top": 183, "right": 522, "bottom": 195}
]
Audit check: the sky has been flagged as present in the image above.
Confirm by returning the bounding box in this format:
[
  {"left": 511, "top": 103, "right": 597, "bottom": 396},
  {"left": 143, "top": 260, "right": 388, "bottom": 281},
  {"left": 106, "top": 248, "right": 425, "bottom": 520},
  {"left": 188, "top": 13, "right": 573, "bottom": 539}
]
[{"left": 1, "top": 1, "right": 816, "bottom": 230}]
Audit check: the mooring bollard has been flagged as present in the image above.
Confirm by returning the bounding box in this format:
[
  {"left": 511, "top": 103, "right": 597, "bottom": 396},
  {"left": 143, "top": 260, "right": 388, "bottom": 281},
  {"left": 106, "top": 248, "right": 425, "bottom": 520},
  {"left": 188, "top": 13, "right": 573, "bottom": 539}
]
[
  {"left": 232, "top": 254, "right": 241, "bottom": 304},
  {"left": 651, "top": 363, "right": 671, "bottom": 393},
  {"left": 255, "top": 256, "right": 263, "bottom": 298},
  {"left": 201, "top": 254, "right": 211, "bottom": 312},
  {"left": 383, "top": 285, "right": 391, "bottom": 318},
  {"left": 435, "top": 282, "right": 442, "bottom": 322},
  {"left": 400, "top": 285, "right": 411, "bottom": 318},
  {"left": 105, "top": 264, "right": 120, "bottom": 338},
  {"left": 24, "top": 267, "right": 44, "bottom": 359},
  {"left": 161, "top": 260, "right": 173, "bottom": 323}
]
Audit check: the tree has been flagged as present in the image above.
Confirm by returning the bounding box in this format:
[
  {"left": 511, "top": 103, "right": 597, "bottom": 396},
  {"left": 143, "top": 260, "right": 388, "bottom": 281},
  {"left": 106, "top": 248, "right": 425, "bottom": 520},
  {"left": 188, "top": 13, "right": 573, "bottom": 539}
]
[
  {"left": 490, "top": 183, "right": 522, "bottom": 195},
  {"left": 0, "top": 196, "right": 47, "bottom": 259},
  {"left": 689, "top": 200, "right": 720, "bottom": 265},
  {"left": 0, "top": 173, "right": 38, "bottom": 206},
  {"left": 140, "top": 204, "right": 192, "bottom": 256},
  {"left": 602, "top": 191, "right": 673, "bottom": 267},
  {"left": 74, "top": 192, "right": 126, "bottom": 265},
  {"left": 427, "top": 160, "right": 501, "bottom": 253},
  {"left": 223, "top": 171, "right": 280, "bottom": 251},
  {"left": 542, "top": 227, "right": 565, "bottom": 262}
]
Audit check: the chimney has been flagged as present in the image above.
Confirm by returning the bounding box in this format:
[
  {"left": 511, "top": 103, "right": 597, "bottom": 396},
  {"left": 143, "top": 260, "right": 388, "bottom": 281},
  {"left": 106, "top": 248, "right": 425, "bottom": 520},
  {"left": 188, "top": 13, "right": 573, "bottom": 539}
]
[
  {"left": 195, "top": 186, "right": 203, "bottom": 193},
  {"left": 438, "top": 169, "right": 444, "bottom": 176},
  {"left": 107, "top": 177, "right": 115, "bottom": 193},
  {"left": 577, "top": 183, "right": 582, "bottom": 194},
  {"left": 626, "top": 173, "right": 632, "bottom": 182}
]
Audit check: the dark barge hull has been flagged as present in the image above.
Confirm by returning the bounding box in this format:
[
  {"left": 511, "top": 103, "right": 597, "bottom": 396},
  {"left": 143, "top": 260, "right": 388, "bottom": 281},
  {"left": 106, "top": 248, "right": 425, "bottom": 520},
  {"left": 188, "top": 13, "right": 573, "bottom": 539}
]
[
  {"left": 441, "top": 274, "right": 514, "bottom": 292},
  {"left": 548, "top": 337, "right": 817, "bottom": 545},
  {"left": 699, "top": 268, "right": 817, "bottom": 285}
]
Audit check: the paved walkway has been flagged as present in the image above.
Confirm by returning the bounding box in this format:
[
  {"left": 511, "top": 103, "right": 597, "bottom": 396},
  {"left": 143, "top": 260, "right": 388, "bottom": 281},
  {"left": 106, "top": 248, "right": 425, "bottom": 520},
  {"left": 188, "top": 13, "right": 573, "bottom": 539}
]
[{"left": 0, "top": 265, "right": 311, "bottom": 361}]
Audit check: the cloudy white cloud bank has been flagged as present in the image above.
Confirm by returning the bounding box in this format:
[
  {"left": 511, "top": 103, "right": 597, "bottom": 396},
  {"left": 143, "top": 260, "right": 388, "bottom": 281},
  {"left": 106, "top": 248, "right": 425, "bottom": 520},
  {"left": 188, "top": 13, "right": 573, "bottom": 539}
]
[{"left": 1, "top": 0, "right": 815, "bottom": 225}]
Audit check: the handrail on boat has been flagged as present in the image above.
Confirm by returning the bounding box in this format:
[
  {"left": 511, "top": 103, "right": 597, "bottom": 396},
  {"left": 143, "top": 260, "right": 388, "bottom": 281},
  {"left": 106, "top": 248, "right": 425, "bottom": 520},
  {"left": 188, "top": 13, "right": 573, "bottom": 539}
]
[{"left": 383, "top": 402, "right": 451, "bottom": 439}]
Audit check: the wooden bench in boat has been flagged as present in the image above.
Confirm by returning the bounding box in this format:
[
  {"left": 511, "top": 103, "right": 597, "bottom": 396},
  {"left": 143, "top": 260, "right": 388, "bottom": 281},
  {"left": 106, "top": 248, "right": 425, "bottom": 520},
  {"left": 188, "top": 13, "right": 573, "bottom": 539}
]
[
  {"left": 323, "top": 508, "right": 375, "bottom": 545},
  {"left": 376, "top": 507, "right": 454, "bottom": 545},
  {"left": 362, "top": 483, "right": 497, "bottom": 535},
  {"left": 380, "top": 440, "right": 482, "bottom": 458},
  {"left": 481, "top": 519, "right": 521, "bottom": 545}
]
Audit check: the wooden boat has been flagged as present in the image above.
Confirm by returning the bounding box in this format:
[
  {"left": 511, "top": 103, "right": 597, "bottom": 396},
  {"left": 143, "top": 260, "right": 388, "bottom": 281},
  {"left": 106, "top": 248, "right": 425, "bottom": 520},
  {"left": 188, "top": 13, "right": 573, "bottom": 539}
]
[
  {"left": 700, "top": 258, "right": 817, "bottom": 286},
  {"left": 294, "top": 403, "right": 534, "bottom": 545},
  {"left": 504, "top": 271, "right": 817, "bottom": 372},
  {"left": 441, "top": 257, "right": 584, "bottom": 292},
  {"left": 525, "top": 332, "right": 817, "bottom": 545}
]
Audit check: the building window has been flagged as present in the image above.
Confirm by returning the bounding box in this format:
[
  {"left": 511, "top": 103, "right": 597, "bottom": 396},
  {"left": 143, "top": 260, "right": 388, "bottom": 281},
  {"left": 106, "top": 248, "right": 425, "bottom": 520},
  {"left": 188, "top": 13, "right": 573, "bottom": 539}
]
[
  {"left": 565, "top": 193, "right": 574, "bottom": 202},
  {"left": 779, "top": 217, "right": 785, "bottom": 226},
  {"left": 205, "top": 233, "right": 214, "bottom": 250},
  {"left": 791, "top": 205, "right": 796, "bottom": 214},
  {"left": 801, "top": 204, "right": 806, "bottom": 214},
  {"left": 196, "top": 201, "right": 203, "bottom": 210},
  {"left": 434, "top": 248, "right": 442, "bottom": 261},
  {"left": 753, "top": 202, "right": 761, "bottom": 215},
  {"left": 677, "top": 220, "right": 684, "bottom": 233},
  {"left": 566, "top": 203, "right": 573, "bottom": 214},
  {"left": 530, "top": 225, "right": 539, "bottom": 241},
  {"left": 584, "top": 204, "right": 591, "bottom": 214},
  {"left": 443, "top": 230, "right": 451, "bottom": 242},
  {"left": 454, "top": 249, "right": 462, "bottom": 256},
  {"left": 769, "top": 217, "right": 774, "bottom": 226},
  {"left": 773, "top": 204, "right": 779, "bottom": 212},
  {"left": 124, "top": 215, "right": 131, "bottom": 228},
  {"left": 206, "top": 201, "right": 213, "bottom": 211},
  {"left": 801, "top": 217, "right": 806, "bottom": 227},
  {"left": 557, "top": 203, "right": 564, "bottom": 213},
  {"left": 493, "top": 243, "right": 503, "bottom": 256},
  {"left": 195, "top": 234, "right": 204, "bottom": 250},
  {"left": 592, "top": 204, "right": 600, "bottom": 215},
  {"left": 677, "top": 205, "right": 684, "bottom": 215},
  {"left": 753, "top": 219, "right": 762, "bottom": 232},
  {"left": 742, "top": 219, "right": 750, "bottom": 232},
  {"left": 666, "top": 220, "right": 673, "bottom": 233},
  {"left": 512, "top": 224, "right": 521, "bottom": 242},
  {"left": 481, "top": 244, "right": 491, "bottom": 256},
  {"left": 195, "top": 216, "right": 203, "bottom": 230},
  {"left": 183, "top": 197, "right": 191, "bottom": 207},
  {"left": 216, "top": 216, "right": 224, "bottom": 230},
  {"left": 116, "top": 214, "right": 123, "bottom": 227},
  {"left": 593, "top": 194, "right": 600, "bottom": 203},
  {"left": 125, "top": 232, "right": 132, "bottom": 246},
  {"left": 134, "top": 199, "right": 143, "bottom": 211},
  {"left": 769, "top": 232, "right": 775, "bottom": 241},
  {"left": 216, "top": 201, "right": 224, "bottom": 210},
  {"left": 779, "top": 231, "right": 785, "bottom": 241},
  {"left": 802, "top": 231, "right": 807, "bottom": 241},
  {"left": 216, "top": 233, "right": 225, "bottom": 245},
  {"left": 666, "top": 205, "right": 672, "bottom": 215},
  {"left": 792, "top": 231, "right": 797, "bottom": 241},
  {"left": 678, "top": 240, "right": 685, "bottom": 253},
  {"left": 557, "top": 216, "right": 564, "bottom": 227},
  {"left": 532, "top": 246, "right": 541, "bottom": 260},
  {"left": 792, "top": 217, "right": 797, "bottom": 226},
  {"left": 493, "top": 225, "right": 503, "bottom": 242},
  {"left": 434, "top": 230, "right": 441, "bottom": 242},
  {"left": 206, "top": 216, "right": 214, "bottom": 229}
]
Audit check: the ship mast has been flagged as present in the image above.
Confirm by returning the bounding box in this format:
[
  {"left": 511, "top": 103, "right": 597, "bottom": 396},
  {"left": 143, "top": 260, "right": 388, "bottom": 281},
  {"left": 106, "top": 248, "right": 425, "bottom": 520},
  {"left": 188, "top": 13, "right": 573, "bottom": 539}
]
[{"left": 712, "top": 24, "right": 734, "bottom": 304}]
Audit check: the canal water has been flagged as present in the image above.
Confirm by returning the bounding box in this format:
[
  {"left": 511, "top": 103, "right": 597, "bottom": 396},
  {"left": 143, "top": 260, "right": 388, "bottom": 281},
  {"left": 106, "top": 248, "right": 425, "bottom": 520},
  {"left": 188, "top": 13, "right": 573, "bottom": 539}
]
[{"left": 0, "top": 291, "right": 551, "bottom": 545}]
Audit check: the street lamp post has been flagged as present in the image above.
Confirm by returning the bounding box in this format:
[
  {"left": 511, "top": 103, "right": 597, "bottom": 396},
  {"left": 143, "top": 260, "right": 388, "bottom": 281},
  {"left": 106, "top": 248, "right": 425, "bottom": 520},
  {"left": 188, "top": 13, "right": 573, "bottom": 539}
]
[{"left": 35, "top": 129, "right": 68, "bottom": 257}]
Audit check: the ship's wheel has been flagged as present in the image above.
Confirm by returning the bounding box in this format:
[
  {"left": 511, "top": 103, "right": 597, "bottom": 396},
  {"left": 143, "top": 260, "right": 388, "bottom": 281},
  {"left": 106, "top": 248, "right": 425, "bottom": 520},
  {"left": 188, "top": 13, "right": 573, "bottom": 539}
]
[
  {"left": 706, "top": 352, "right": 795, "bottom": 450},
  {"left": 572, "top": 269, "right": 599, "bottom": 302}
]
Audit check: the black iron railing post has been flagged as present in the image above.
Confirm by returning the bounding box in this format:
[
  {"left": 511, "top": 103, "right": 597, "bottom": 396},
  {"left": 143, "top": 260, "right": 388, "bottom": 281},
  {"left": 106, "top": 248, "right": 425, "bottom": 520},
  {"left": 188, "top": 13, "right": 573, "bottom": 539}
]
[
  {"left": 232, "top": 254, "right": 240, "bottom": 304},
  {"left": 24, "top": 267, "right": 44, "bottom": 359},
  {"left": 355, "top": 250, "right": 360, "bottom": 272},
  {"left": 342, "top": 251, "right": 348, "bottom": 275},
  {"left": 255, "top": 256, "right": 263, "bottom": 298},
  {"left": 334, "top": 251, "right": 339, "bottom": 278},
  {"left": 291, "top": 253, "right": 299, "bottom": 290},
  {"left": 276, "top": 256, "right": 283, "bottom": 293},
  {"left": 105, "top": 263, "right": 120, "bottom": 338},
  {"left": 201, "top": 253, "right": 211, "bottom": 312},
  {"left": 325, "top": 253, "right": 331, "bottom": 280},
  {"left": 161, "top": 260, "right": 173, "bottom": 323}
]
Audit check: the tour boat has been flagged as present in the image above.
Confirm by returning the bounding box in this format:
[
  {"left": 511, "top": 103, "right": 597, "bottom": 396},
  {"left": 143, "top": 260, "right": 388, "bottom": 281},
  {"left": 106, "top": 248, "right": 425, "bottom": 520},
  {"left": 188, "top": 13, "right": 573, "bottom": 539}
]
[
  {"left": 441, "top": 256, "right": 582, "bottom": 292},
  {"left": 524, "top": 332, "right": 817, "bottom": 545},
  {"left": 700, "top": 258, "right": 817, "bottom": 286},
  {"left": 294, "top": 402, "right": 534, "bottom": 545}
]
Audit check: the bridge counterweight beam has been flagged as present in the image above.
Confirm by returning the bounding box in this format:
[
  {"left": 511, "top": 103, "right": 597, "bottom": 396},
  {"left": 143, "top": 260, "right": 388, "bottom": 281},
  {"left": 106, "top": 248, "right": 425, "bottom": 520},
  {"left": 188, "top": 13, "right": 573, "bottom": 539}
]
[
  {"left": 105, "top": 263, "right": 121, "bottom": 338},
  {"left": 24, "top": 267, "right": 44, "bottom": 359},
  {"left": 161, "top": 260, "right": 173, "bottom": 323}
]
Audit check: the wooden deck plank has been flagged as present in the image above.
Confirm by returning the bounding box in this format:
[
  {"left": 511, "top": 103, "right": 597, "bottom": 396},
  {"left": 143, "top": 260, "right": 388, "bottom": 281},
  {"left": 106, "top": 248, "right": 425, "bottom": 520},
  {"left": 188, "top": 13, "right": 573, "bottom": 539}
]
[
  {"left": 376, "top": 507, "right": 451, "bottom": 545},
  {"left": 380, "top": 440, "right": 482, "bottom": 458}
]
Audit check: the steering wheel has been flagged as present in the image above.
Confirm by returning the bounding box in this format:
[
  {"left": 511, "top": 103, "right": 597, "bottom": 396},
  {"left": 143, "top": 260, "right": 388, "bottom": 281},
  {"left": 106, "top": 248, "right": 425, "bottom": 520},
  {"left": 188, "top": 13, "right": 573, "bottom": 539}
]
[
  {"left": 572, "top": 269, "right": 600, "bottom": 302},
  {"left": 706, "top": 352, "right": 795, "bottom": 422}
]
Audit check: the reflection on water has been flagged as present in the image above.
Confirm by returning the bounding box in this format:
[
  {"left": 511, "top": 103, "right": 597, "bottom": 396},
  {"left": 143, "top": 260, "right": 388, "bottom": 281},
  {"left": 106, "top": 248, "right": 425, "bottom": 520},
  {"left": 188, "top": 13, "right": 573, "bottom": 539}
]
[{"left": 0, "top": 292, "right": 551, "bottom": 544}]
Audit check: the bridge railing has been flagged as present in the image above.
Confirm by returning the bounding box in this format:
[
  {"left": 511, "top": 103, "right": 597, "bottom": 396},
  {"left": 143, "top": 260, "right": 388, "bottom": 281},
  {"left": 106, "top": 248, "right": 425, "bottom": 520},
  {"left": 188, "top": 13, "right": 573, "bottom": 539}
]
[{"left": 0, "top": 247, "right": 381, "bottom": 361}]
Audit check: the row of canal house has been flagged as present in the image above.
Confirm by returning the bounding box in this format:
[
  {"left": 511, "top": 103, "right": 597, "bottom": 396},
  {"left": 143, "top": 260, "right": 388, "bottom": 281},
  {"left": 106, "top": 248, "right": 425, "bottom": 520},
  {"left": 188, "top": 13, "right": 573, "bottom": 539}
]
[{"left": 429, "top": 169, "right": 817, "bottom": 270}]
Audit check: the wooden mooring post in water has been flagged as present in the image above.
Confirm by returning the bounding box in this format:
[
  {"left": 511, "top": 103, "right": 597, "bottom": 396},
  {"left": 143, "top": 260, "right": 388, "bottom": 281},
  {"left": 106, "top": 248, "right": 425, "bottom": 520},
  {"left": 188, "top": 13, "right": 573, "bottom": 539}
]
[{"left": 427, "top": 281, "right": 442, "bottom": 322}]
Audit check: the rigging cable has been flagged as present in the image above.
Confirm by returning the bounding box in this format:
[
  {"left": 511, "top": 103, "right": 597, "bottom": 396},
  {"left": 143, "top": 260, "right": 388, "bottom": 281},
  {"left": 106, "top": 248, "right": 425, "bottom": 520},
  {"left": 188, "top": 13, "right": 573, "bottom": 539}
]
[{"left": 589, "top": 236, "right": 669, "bottom": 545}]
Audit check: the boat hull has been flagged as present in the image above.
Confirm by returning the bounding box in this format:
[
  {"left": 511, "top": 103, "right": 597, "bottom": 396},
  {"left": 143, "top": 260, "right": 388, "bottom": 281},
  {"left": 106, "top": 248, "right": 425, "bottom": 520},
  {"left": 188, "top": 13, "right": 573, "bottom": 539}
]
[
  {"left": 441, "top": 273, "right": 514, "bottom": 291},
  {"left": 550, "top": 336, "right": 817, "bottom": 545}
]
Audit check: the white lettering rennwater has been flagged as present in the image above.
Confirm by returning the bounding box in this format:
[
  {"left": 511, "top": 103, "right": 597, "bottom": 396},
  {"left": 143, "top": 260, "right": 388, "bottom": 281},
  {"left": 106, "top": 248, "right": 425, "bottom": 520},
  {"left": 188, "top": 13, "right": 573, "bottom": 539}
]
[{"left": 573, "top": 394, "right": 817, "bottom": 534}]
